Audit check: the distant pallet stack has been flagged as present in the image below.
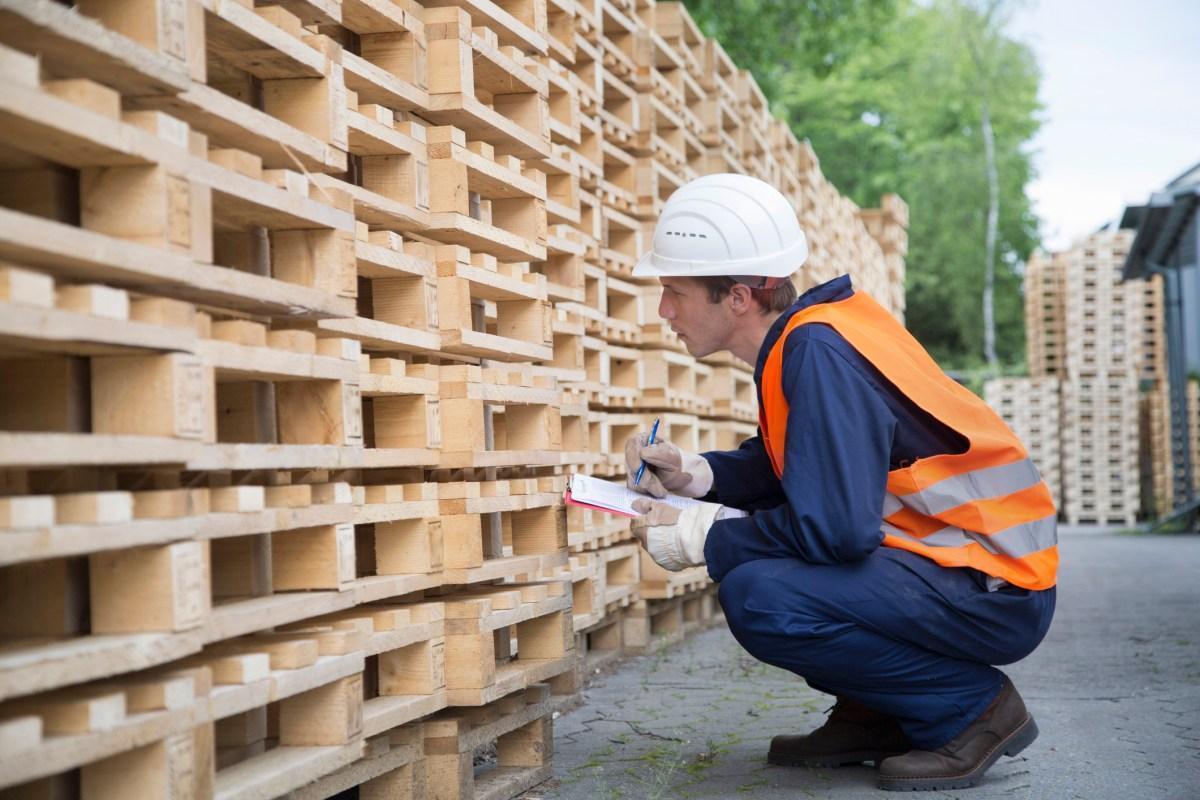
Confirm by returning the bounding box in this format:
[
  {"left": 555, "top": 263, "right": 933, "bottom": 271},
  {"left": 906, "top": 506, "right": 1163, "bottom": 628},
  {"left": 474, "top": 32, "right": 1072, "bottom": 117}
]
[
  {"left": 1140, "top": 385, "right": 1174, "bottom": 518},
  {"left": 1060, "top": 229, "right": 1140, "bottom": 525},
  {"left": 983, "top": 377, "right": 1062, "bottom": 510},
  {"left": 1024, "top": 250, "right": 1067, "bottom": 379},
  {"left": 1191, "top": 380, "right": 1200, "bottom": 495}
]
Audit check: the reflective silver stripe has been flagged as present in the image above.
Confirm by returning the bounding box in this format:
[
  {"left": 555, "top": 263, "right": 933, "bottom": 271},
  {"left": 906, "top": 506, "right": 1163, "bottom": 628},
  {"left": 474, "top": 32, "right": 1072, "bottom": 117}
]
[
  {"left": 893, "top": 459, "right": 1043, "bottom": 517},
  {"left": 882, "top": 492, "right": 904, "bottom": 517},
  {"left": 882, "top": 512, "right": 1057, "bottom": 559}
]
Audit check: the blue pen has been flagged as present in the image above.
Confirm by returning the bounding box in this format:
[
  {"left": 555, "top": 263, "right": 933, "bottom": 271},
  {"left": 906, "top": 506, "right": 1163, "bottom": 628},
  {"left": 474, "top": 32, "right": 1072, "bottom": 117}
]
[{"left": 634, "top": 417, "right": 661, "bottom": 486}]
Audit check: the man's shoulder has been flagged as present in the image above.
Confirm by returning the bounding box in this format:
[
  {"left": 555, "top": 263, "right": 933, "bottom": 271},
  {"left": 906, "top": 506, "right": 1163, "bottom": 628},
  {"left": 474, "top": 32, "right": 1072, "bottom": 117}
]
[
  {"left": 781, "top": 318, "right": 856, "bottom": 356},
  {"left": 779, "top": 319, "right": 877, "bottom": 384}
]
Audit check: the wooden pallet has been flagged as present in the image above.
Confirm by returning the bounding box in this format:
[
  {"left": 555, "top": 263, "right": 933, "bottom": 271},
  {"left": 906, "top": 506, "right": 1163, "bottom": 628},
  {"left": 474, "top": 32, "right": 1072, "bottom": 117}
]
[
  {"left": 427, "top": 127, "right": 548, "bottom": 261},
  {"left": 422, "top": 683, "right": 555, "bottom": 800},
  {"left": 436, "top": 364, "right": 562, "bottom": 469},
  {"left": 709, "top": 365, "right": 756, "bottom": 422},
  {"left": 633, "top": 349, "right": 711, "bottom": 414},
  {"left": 637, "top": 554, "right": 710, "bottom": 601},
  {"left": 436, "top": 245, "right": 553, "bottom": 361},
  {"left": 423, "top": 7, "right": 551, "bottom": 160},
  {"left": 623, "top": 586, "right": 722, "bottom": 654},
  {"left": 440, "top": 583, "right": 573, "bottom": 706}
]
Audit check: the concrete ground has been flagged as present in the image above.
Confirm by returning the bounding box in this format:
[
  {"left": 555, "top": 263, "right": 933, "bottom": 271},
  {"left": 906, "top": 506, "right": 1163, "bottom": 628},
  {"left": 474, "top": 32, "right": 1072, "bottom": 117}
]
[{"left": 521, "top": 528, "right": 1200, "bottom": 799}]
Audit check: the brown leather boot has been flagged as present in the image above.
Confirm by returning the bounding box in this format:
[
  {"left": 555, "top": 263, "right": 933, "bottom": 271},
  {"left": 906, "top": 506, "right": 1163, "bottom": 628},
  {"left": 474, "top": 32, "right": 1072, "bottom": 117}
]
[
  {"left": 877, "top": 677, "right": 1038, "bottom": 791},
  {"left": 768, "top": 697, "right": 910, "bottom": 767}
]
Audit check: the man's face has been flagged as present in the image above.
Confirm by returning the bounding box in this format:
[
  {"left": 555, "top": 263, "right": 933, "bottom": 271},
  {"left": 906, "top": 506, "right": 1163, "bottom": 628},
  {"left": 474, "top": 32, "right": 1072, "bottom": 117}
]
[{"left": 657, "top": 277, "right": 735, "bottom": 358}]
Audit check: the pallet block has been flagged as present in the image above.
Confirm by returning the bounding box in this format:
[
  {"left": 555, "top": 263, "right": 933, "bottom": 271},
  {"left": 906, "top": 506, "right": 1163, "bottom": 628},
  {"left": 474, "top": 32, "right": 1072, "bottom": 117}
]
[
  {"left": 423, "top": 7, "right": 551, "bottom": 160},
  {"left": 638, "top": 551, "right": 710, "bottom": 600},
  {"left": 270, "top": 523, "right": 356, "bottom": 591},
  {"left": 214, "top": 672, "right": 365, "bottom": 800},
  {"left": 360, "top": 361, "right": 442, "bottom": 468},
  {"left": 585, "top": 410, "right": 642, "bottom": 477},
  {"left": 353, "top": 481, "right": 443, "bottom": 584},
  {"left": 343, "top": 230, "right": 443, "bottom": 358},
  {"left": 654, "top": 411, "right": 703, "bottom": 452},
  {"left": 354, "top": 602, "right": 448, "bottom": 737},
  {"left": 558, "top": 391, "right": 599, "bottom": 467},
  {"left": 423, "top": 683, "right": 553, "bottom": 800},
  {"left": 542, "top": 57, "right": 582, "bottom": 145},
  {"left": 290, "top": 723, "right": 426, "bottom": 800},
  {"left": 427, "top": 126, "right": 548, "bottom": 261},
  {"left": 90, "top": 540, "right": 210, "bottom": 634},
  {"left": 578, "top": 602, "right": 627, "bottom": 675},
  {"left": 441, "top": 583, "right": 573, "bottom": 706},
  {"left": 710, "top": 364, "right": 756, "bottom": 422},
  {"left": 436, "top": 245, "right": 553, "bottom": 361},
  {"left": 637, "top": 349, "right": 711, "bottom": 414},
  {"left": 437, "top": 365, "right": 562, "bottom": 469},
  {"left": 714, "top": 419, "right": 758, "bottom": 452},
  {"left": 90, "top": 352, "right": 208, "bottom": 440},
  {"left": 601, "top": 272, "right": 643, "bottom": 344},
  {"left": 555, "top": 551, "right": 601, "bottom": 631},
  {"left": 598, "top": 201, "right": 642, "bottom": 277},
  {"left": 597, "top": 80, "right": 637, "bottom": 160},
  {"left": 355, "top": 6, "right": 428, "bottom": 89},
  {"left": 623, "top": 586, "right": 721, "bottom": 654},
  {"left": 438, "top": 497, "right": 566, "bottom": 581},
  {"left": 544, "top": 306, "right": 586, "bottom": 378},
  {"left": 541, "top": 222, "right": 586, "bottom": 304},
  {"left": 0, "top": 494, "right": 56, "bottom": 530},
  {"left": 352, "top": 106, "right": 431, "bottom": 218},
  {"left": 635, "top": 150, "right": 686, "bottom": 218},
  {"left": 599, "top": 542, "right": 640, "bottom": 608}
]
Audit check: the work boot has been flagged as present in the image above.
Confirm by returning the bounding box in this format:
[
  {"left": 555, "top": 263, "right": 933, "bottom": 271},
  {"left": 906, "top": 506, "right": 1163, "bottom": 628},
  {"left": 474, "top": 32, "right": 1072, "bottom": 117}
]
[
  {"left": 768, "top": 697, "right": 910, "bottom": 767},
  {"left": 877, "top": 676, "right": 1038, "bottom": 791}
]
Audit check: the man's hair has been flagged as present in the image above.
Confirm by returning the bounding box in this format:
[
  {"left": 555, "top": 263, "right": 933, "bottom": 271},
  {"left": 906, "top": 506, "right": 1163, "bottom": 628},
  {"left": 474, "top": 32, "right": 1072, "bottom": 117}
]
[{"left": 694, "top": 276, "right": 798, "bottom": 313}]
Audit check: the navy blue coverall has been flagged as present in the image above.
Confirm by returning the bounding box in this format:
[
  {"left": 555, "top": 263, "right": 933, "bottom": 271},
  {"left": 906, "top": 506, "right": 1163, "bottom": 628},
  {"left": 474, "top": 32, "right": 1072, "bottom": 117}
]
[{"left": 700, "top": 275, "right": 1056, "bottom": 749}]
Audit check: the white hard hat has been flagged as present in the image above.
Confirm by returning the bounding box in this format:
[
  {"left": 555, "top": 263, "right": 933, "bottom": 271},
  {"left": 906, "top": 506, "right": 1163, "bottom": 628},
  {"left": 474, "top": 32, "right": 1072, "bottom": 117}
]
[{"left": 633, "top": 173, "right": 808, "bottom": 285}]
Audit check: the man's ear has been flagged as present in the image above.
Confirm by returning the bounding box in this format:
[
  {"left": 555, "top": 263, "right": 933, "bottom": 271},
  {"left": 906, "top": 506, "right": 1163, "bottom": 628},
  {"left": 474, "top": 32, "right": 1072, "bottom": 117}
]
[{"left": 728, "top": 282, "right": 754, "bottom": 316}]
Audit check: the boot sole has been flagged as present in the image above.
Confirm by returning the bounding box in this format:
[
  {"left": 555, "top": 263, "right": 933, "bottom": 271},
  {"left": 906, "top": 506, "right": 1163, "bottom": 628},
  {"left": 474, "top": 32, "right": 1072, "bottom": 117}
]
[
  {"left": 876, "top": 714, "right": 1039, "bottom": 792},
  {"left": 768, "top": 749, "right": 906, "bottom": 768}
]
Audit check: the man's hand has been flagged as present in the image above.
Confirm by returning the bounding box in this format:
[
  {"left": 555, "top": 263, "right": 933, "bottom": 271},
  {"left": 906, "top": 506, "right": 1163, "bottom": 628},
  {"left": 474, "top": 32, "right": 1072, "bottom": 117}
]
[
  {"left": 624, "top": 435, "right": 714, "bottom": 499},
  {"left": 630, "top": 498, "right": 723, "bottom": 571}
]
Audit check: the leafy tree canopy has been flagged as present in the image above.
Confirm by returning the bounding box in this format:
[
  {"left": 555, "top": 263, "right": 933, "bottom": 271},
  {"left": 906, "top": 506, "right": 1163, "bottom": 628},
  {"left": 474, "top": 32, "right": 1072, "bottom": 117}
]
[{"left": 685, "top": 0, "right": 1042, "bottom": 368}]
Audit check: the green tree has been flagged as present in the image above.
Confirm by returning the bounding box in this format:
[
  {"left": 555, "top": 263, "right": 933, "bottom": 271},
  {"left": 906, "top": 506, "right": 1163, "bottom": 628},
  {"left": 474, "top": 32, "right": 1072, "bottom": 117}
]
[{"left": 685, "top": 0, "right": 1042, "bottom": 369}]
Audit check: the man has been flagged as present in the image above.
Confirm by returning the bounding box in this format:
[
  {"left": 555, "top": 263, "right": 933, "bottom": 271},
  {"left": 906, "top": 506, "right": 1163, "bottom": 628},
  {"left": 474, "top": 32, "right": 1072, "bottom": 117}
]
[{"left": 624, "top": 173, "right": 1057, "bottom": 791}]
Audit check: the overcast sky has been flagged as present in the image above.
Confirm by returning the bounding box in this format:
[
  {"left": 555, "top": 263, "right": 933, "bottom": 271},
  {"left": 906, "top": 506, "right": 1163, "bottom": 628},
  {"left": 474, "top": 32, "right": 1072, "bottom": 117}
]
[{"left": 1008, "top": 0, "right": 1200, "bottom": 251}]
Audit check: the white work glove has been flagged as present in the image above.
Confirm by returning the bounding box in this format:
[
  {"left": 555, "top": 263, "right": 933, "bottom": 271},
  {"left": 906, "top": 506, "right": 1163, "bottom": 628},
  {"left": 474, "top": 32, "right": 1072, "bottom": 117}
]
[
  {"left": 624, "top": 434, "right": 714, "bottom": 499},
  {"left": 630, "top": 499, "right": 723, "bottom": 571}
]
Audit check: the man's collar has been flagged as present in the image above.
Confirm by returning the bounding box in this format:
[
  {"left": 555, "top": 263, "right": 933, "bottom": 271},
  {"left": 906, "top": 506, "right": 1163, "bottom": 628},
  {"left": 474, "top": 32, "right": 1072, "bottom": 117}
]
[{"left": 755, "top": 275, "right": 854, "bottom": 377}]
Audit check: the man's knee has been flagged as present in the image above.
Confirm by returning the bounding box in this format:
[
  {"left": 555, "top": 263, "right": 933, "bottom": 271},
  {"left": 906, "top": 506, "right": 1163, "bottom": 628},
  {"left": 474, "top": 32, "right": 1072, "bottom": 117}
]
[
  {"left": 718, "top": 560, "right": 849, "bottom": 638},
  {"left": 717, "top": 560, "right": 762, "bottom": 623}
]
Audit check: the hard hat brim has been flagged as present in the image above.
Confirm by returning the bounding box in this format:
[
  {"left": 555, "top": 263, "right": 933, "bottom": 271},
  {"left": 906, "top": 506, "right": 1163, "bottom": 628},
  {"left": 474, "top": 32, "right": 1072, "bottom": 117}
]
[{"left": 632, "top": 236, "right": 808, "bottom": 280}]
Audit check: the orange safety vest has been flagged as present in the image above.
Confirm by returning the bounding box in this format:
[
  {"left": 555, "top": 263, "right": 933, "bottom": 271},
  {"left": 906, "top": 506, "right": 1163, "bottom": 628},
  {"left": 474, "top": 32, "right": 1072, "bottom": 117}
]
[{"left": 759, "top": 290, "right": 1058, "bottom": 590}]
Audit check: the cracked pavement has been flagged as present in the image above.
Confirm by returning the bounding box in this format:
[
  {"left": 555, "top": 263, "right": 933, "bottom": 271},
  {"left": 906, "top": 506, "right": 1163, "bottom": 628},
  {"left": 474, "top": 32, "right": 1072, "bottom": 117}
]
[{"left": 518, "top": 529, "right": 1200, "bottom": 799}]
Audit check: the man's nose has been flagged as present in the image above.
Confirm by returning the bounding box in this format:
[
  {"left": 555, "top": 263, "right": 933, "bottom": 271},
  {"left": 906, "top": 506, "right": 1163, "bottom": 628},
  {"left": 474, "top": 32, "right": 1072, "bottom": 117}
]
[{"left": 658, "top": 293, "right": 675, "bottom": 320}]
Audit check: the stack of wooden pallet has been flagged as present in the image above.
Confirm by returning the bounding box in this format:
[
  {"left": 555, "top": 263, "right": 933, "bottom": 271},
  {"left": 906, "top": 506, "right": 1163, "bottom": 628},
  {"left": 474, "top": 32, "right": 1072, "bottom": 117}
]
[
  {"left": 998, "top": 229, "right": 1173, "bottom": 524},
  {"left": 1140, "top": 382, "right": 1173, "bottom": 517},
  {"left": 1024, "top": 250, "right": 1067, "bottom": 379},
  {"left": 1191, "top": 380, "right": 1200, "bottom": 496},
  {"left": 0, "top": 0, "right": 907, "bottom": 797},
  {"left": 983, "top": 377, "right": 1062, "bottom": 509},
  {"left": 1132, "top": 275, "right": 1175, "bottom": 517},
  {"left": 1059, "top": 230, "right": 1141, "bottom": 525}
]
